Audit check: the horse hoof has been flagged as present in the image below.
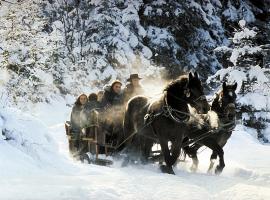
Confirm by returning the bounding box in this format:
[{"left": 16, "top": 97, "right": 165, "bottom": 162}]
[
  {"left": 215, "top": 165, "right": 224, "bottom": 175},
  {"left": 207, "top": 168, "right": 213, "bottom": 174},
  {"left": 121, "top": 158, "right": 130, "bottom": 167},
  {"left": 190, "top": 165, "right": 198, "bottom": 172},
  {"left": 160, "top": 165, "right": 175, "bottom": 175},
  {"left": 140, "top": 158, "right": 148, "bottom": 165}
]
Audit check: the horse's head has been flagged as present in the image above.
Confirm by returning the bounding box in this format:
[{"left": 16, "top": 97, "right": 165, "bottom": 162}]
[
  {"left": 220, "top": 82, "right": 237, "bottom": 120},
  {"left": 164, "top": 76, "right": 189, "bottom": 106},
  {"left": 164, "top": 72, "right": 209, "bottom": 114},
  {"left": 186, "top": 72, "right": 209, "bottom": 114}
]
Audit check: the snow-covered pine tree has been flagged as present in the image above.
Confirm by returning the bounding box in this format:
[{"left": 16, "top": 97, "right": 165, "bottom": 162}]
[
  {"left": 45, "top": 0, "right": 164, "bottom": 90},
  {"left": 208, "top": 20, "right": 270, "bottom": 142},
  {"left": 1, "top": 0, "right": 269, "bottom": 109},
  {"left": 0, "top": 1, "right": 61, "bottom": 105}
]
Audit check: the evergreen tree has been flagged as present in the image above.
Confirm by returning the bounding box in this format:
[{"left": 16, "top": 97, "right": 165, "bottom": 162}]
[{"left": 208, "top": 20, "right": 270, "bottom": 142}]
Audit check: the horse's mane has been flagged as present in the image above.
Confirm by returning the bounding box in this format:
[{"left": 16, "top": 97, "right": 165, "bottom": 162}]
[
  {"left": 211, "top": 92, "right": 221, "bottom": 112},
  {"left": 164, "top": 75, "right": 188, "bottom": 92},
  {"left": 213, "top": 90, "right": 222, "bottom": 102}
]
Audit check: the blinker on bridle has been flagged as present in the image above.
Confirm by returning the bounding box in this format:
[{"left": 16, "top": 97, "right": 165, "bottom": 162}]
[
  {"left": 217, "top": 91, "right": 236, "bottom": 119},
  {"left": 184, "top": 88, "right": 190, "bottom": 97}
]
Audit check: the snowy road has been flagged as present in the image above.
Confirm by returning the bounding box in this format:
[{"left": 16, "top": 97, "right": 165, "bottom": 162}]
[
  {"left": 2, "top": 136, "right": 270, "bottom": 200},
  {"left": 2, "top": 163, "right": 270, "bottom": 200},
  {"left": 1, "top": 103, "right": 270, "bottom": 200}
]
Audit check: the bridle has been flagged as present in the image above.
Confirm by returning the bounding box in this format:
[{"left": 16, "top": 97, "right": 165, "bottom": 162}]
[
  {"left": 144, "top": 90, "right": 209, "bottom": 128},
  {"left": 214, "top": 92, "right": 237, "bottom": 131},
  {"left": 166, "top": 90, "right": 207, "bottom": 109},
  {"left": 217, "top": 92, "right": 236, "bottom": 117},
  {"left": 223, "top": 103, "right": 236, "bottom": 113}
]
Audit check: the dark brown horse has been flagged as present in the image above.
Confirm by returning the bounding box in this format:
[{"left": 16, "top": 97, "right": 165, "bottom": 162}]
[
  {"left": 184, "top": 82, "right": 237, "bottom": 174},
  {"left": 123, "top": 72, "right": 209, "bottom": 174}
]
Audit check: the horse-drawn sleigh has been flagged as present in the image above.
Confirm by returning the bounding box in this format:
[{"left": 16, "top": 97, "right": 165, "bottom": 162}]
[
  {"left": 65, "top": 72, "right": 237, "bottom": 175},
  {"left": 65, "top": 105, "right": 123, "bottom": 166}
]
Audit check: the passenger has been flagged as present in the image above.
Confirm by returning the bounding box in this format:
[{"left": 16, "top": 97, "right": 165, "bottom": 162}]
[
  {"left": 70, "top": 93, "right": 88, "bottom": 132},
  {"left": 87, "top": 93, "right": 100, "bottom": 110},
  {"left": 80, "top": 93, "right": 100, "bottom": 128},
  {"left": 69, "top": 93, "right": 88, "bottom": 156},
  {"left": 100, "top": 80, "right": 123, "bottom": 109},
  {"left": 123, "top": 74, "right": 144, "bottom": 102},
  {"left": 97, "top": 91, "right": 104, "bottom": 102}
]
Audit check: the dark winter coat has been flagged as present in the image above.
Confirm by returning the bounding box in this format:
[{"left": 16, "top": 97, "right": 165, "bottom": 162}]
[
  {"left": 100, "top": 85, "right": 123, "bottom": 109},
  {"left": 70, "top": 105, "right": 84, "bottom": 135},
  {"left": 85, "top": 100, "right": 101, "bottom": 111},
  {"left": 123, "top": 83, "right": 144, "bottom": 102},
  {"left": 80, "top": 100, "right": 101, "bottom": 128}
]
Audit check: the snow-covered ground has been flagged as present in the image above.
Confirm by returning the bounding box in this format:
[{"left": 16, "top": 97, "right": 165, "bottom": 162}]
[{"left": 0, "top": 100, "right": 270, "bottom": 200}]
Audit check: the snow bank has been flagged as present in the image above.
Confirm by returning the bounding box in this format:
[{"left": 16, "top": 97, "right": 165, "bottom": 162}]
[{"left": 0, "top": 104, "right": 74, "bottom": 177}]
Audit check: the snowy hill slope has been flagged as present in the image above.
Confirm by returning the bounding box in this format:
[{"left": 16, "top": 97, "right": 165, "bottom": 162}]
[
  {"left": 0, "top": 100, "right": 270, "bottom": 200},
  {"left": 0, "top": 104, "right": 75, "bottom": 177}
]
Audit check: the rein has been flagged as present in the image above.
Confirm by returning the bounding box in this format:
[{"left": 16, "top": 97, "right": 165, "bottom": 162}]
[{"left": 111, "top": 117, "right": 160, "bottom": 152}]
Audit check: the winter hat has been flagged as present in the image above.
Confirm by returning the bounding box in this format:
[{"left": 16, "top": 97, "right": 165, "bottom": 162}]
[{"left": 127, "top": 74, "right": 142, "bottom": 82}]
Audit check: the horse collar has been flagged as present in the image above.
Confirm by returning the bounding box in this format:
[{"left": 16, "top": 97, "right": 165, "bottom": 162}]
[{"left": 163, "top": 93, "right": 190, "bottom": 123}]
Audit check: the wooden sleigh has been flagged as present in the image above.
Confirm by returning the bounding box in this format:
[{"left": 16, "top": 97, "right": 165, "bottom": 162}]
[{"left": 65, "top": 109, "right": 115, "bottom": 166}]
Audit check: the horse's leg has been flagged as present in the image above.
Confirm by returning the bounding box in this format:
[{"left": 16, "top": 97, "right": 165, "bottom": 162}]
[
  {"left": 208, "top": 152, "right": 217, "bottom": 173},
  {"left": 122, "top": 135, "right": 140, "bottom": 166},
  {"left": 215, "top": 149, "right": 225, "bottom": 175},
  {"left": 184, "top": 143, "right": 201, "bottom": 172},
  {"left": 190, "top": 155, "right": 199, "bottom": 172},
  {"left": 160, "top": 138, "right": 182, "bottom": 174},
  {"left": 201, "top": 139, "right": 225, "bottom": 175},
  {"left": 159, "top": 140, "right": 175, "bottom": 174},
  {"left": 139, "top": 137, "right": 148, "bottom": 164},
  {"left": 190, "top": 143, "right": 202, "bottom": 172},
  {"left": 141, "top": 139, "right": 153, "bottom": 164},
  {"left": 170, "top": 140, "right": 182, "bottom": 166},
  {"left": 208, "top": 131, "right": 231, "bottom": 172}
]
